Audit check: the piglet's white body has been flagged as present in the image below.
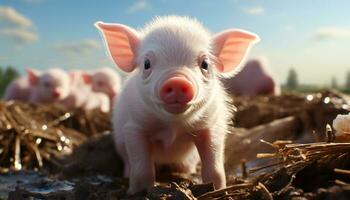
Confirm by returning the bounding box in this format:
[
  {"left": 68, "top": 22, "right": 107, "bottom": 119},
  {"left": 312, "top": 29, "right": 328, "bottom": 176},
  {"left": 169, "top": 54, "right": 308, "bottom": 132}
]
[
  {"left": 113, "top": 70, "right": 230, "bottom": 177},
  {"left": 83, "top": 90, "right": 110, "bottom": 112},
  {"left": 60, "top": 70, "right": 110, "bottom": 112},
  {"left": 4, "top": 68, "right": 70, "bottom": 104},
  {"left": 28, "top": 68, "right": 71, "bottom": 104},
  {"left": 96, "top": 16, "right": 259, "bottom": 194},
  {"left": 89, "top": 67, "right": 122, "bottom": 105},
  {"left": 59, "top": 70, "right": 90, "bottom": 109},
  {"left": 3, "top": 76, "right": 31, "bottom": 101}
]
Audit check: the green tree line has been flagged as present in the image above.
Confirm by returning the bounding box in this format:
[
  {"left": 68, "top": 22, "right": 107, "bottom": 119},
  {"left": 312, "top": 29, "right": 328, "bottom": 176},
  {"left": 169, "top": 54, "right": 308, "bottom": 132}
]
[
  {"left": 284, "top": 68, "right": 350, "bottom": 94},
  {"left": 0, "top": 66, "right": 20, "bottom": 98}
]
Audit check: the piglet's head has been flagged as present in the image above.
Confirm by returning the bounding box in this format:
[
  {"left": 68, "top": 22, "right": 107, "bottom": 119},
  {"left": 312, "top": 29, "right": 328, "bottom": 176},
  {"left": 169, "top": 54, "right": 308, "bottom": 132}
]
[
  {"left": 87, "top": 68, "right": 121, "bottom": 101},
  {"left": 96, "top": 16, "right": 259, "bottom": 116},
  {"left": 28, "top": 68, "right": 71, "bottom": 102}
]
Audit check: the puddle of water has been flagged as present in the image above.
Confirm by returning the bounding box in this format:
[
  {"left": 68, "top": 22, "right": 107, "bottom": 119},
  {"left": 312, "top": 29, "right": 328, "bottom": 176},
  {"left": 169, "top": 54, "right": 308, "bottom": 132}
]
[
  {"left": 0, "top": 171, "right": 74, "bottom": 199},
  {"left": 0, "top": 171, "right": 118, "bottom": 199}
]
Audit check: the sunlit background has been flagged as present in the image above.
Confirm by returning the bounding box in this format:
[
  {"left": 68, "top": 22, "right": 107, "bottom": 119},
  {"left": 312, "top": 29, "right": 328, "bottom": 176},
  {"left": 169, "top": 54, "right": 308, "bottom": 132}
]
[{"left": 1, "top": 0, "right": 350, "bottom": 87}]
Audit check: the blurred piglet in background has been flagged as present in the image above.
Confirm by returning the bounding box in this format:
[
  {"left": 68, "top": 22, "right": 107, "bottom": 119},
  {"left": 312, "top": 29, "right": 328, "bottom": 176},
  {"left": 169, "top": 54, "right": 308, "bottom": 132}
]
[
  {"left": 4, "top": 68, "right": 71, "bottom": 104},
  {"left": 222, "top": 58, "right": 281, "bottom": 96},
  {"left": 82, "top": 90, "right": 110, "bottom": 113},
  {"left": 28, "top": 68, "right": 71, "bottom": 103},
  {"left": 3, "top": 68, "right": 112, "bottom": 113},
  {"left": 96, "top": 16, "right": 259, "bottom": 194},
  {"left": 85, "top": 67, "right": 122, "bottom": 105},
  {"left": 59, "top": 70, "right": 110, "bottom": 113},
  {"left": 3, "top": 69, "right": 37, "bottom": 102},
  {"left": 58, "top": 70, "right": 89, "bottom": 109}
]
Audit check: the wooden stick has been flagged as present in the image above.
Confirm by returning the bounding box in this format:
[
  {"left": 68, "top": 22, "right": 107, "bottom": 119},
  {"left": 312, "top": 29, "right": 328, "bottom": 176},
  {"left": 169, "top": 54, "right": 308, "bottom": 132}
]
[
  {"left": 257, "top": 182, "right": 273, "bottom": 200},
  {"left": 225, "top": 116, "right": 300, "bottom": 170},
  {"left": 14, "top": 135, "right": 21, "bottom": 170},
  {"left": 334, "top": 168, "right": 350, "bottom": 176}
]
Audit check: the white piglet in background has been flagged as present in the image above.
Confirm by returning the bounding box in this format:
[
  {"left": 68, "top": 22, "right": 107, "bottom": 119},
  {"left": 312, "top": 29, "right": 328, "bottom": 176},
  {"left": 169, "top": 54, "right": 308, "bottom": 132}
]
[
  {"left": 4, "top": 68, "right": 70, "bottom": 104},
  {"left": 83, "top": 90, "right": 110, "bottom": 113},
  {"left": 96, "top": 16, "right": 259, "bottom": 194},
  {"left": 222, "top": 58, "right": 281, "bottom": 96},
  {"left": 3, "top": 69, "right": 38, "bottom": 101},
  {"left": 88, "top": 67, "right": 122, "bottom": 104},
  {"left": 28, "top": 68, "right": 71, "bottom": 104},
  {"left": 59, "top": 70, "right": 90, "bottom": 109},
  {"left": 60, "top": 70, "right": 110, "bottom": 113}
]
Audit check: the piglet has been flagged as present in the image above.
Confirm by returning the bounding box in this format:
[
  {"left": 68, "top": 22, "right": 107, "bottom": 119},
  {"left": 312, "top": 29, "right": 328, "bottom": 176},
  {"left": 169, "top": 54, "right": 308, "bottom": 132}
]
[
  {"left": 222, "top": 58, "right": 281, "bottom": 96},
  {"left": 3, "top": 69, "right": 38, "bottom": 101},
  {"left": 59, "top": 70, "right": 90, "bottom": 109},
  {"left": 3, "top": 68, "right": 70, "bottom": 103},
  {"left": 83, "top": 90, "right": 110, "bottom": 113},
  {"left": 28, "top": 68, "right": 71, "bottom": 103},
  {"left": 86, "top": 67, "right": 122, "bottom": 104},
  {"left": 59, "top": 70, "right": 111, "bottom": 112},
  {"left": 96, "top": 16, "right": 259, "bottom": 194}
]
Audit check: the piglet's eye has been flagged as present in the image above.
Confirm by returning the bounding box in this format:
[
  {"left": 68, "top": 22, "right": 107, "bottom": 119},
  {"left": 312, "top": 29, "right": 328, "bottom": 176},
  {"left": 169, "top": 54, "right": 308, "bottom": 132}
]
[
  {"left": 43, "top": 82, "right": 51, "bottom": 88},
  {"left": 201, "top": 59, "right": 209, "bottom": 71},
  {"left": 97, "top": 81, "right": 104, "bottom": 87},
  {"left": 142, "top": 56, "right": 153, "bottom": 80},
  {"left": 199, "top": 57, "right": 210, "bottom": 78},
  {"left": 144, "top": 59, "right": 151, "bottom": 70}
]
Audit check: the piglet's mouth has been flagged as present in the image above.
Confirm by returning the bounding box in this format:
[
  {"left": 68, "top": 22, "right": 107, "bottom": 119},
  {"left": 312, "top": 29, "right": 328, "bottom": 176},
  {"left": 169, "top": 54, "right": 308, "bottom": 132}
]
[{"left": 162, "top": 103, "right": 190, "bottom": 114}]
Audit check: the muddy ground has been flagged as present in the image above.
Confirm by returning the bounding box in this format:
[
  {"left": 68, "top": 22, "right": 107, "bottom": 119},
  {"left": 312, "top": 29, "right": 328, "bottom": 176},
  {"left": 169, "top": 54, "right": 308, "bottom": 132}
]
[{"left": 1, "top": 90, "right": 350, "bottom": 199}]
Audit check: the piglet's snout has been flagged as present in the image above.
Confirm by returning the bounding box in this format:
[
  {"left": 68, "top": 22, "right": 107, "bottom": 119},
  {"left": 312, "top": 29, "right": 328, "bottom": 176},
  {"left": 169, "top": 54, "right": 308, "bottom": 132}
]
[
  {"left": 110, "top": 91, "right": 117, "bottom": 98},
  {"left": 52, "top": 90, "right": 60, "bottom": 98},
  {"left": 160, "top": 76, "right": 194, "bottom": 105}
]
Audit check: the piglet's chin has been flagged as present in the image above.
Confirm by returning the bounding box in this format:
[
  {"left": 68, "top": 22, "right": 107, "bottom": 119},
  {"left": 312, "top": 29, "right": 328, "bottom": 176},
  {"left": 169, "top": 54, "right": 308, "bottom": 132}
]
[{"left": 162, "top": 103, "right": 190, "bottom": 114}]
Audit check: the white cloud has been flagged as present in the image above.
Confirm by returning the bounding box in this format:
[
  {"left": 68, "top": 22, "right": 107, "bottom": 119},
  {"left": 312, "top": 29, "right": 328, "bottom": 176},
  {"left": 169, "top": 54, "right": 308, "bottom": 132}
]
[
  {"left": 0, "top": 28, "right": 38, "bottom": 43},
  {"left": 241, "top": 6, "right": 265, "bottom": 15},
  {"left": 127, "top": 0, "right": 151, "bottom": 14},
  {"left": 0, "top": 6, "right": 32, "bottom": 27},
  {"left": 313, "top": 27, "right": 350, "bottom": 40},
  {"left": 0, "top": 6, "right": 38, "bottom": 45},
  {"left": 53, "top": 39, "right": 101, "bottom": 55}
]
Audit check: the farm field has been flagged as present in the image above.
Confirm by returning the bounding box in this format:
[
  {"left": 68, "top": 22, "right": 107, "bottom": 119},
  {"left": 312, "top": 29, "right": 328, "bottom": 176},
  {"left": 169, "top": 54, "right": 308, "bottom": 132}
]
[{"left": 1, "top": 90, "right": 350, "bottom": 199}]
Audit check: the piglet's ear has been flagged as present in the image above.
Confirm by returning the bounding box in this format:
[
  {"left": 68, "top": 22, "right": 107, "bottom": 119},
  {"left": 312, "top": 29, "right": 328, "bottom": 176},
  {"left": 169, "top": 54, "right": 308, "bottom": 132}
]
[
  {"left": 213, "top": 29, "right": 260, "bottom": 74},
  {"left": 26, "top": 68, "right": 39, "bottom": 85},
  {"left": 95, "top": 21, "right": 140, "bottom": 73},
  {"left": 82, "top": 73, "right": 92, "bottom": 85}
]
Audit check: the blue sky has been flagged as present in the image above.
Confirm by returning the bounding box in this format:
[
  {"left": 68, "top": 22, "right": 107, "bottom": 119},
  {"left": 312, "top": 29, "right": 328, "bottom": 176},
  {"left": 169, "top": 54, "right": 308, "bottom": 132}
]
[{"left": 1, "top": 0, "right": 350, "bottom": 85}]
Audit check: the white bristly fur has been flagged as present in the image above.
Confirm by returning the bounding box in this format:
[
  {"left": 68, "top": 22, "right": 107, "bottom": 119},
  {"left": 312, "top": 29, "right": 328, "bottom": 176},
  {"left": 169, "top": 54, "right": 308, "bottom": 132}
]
[{"left": 110, "top": 16, "right": 238, "bottom": 194}]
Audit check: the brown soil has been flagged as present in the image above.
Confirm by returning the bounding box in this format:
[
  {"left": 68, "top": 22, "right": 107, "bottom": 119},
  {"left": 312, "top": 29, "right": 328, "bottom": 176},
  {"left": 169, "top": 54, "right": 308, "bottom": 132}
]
[{"left": 1, "top": 90, "right": 350, "bottom": 199}]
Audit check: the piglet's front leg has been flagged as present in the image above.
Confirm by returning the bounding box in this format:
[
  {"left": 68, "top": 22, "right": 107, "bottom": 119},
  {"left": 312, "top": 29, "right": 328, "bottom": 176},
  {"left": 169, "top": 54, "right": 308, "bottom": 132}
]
[
  {"left": 194, "top": 129, "right": 226, "bottom": 189},
  {"left": 124, "top": 123, "right": 155, "bottom": 194}
]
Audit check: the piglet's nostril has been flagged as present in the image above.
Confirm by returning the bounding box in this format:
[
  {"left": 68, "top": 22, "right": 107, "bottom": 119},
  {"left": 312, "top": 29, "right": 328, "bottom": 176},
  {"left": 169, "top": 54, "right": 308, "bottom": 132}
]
[
  {"left": 166, "top": 88, "right": 173, "bottom": 94},
  {"left": 53, "top": 90, "right": 60, "bottom": 98}
]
